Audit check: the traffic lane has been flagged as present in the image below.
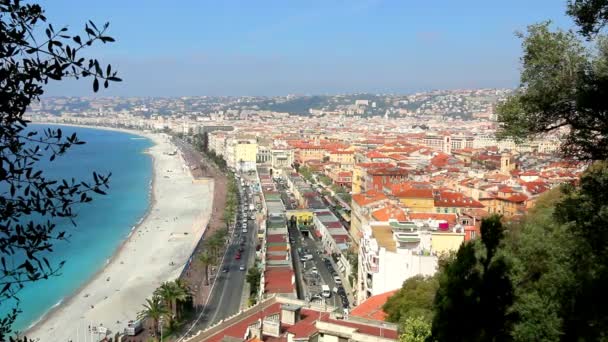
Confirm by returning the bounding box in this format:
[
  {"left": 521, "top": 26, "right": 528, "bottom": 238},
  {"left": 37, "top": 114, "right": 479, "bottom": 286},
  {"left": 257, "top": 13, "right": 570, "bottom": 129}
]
[
  {"left": 302, "top": 238, "right": 349, "bottom": 309},
  {"left": 207, "top": 237, "right": 248, "bottom": 326}
]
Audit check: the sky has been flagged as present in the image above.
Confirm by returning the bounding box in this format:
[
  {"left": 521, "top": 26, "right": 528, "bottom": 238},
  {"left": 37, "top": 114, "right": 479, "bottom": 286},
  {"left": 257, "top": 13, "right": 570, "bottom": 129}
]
[{"left": 40, "top": 0, "right": 576, "bottom": 97}]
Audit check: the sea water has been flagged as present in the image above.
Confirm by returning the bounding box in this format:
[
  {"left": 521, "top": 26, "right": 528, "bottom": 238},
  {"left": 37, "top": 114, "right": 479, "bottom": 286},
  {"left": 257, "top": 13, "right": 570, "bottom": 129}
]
[{"left": 0, "top": 125, "right": 153, "bottom": 333}]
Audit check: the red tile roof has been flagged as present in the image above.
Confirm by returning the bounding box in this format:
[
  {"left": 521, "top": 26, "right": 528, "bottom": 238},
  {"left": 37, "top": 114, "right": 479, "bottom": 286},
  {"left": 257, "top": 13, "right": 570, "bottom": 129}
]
[
  {"left": 264, "top": 267, "right": 294, "bottom": 294},
  {"left": 434, "top": 191, "right": 484, "bottom": 208},
  {"left": 350, "top": 290, "right": 398, "bottom": 321},
  {"left": 408, "top": 212, "right": 457, "bottom": 225},
  {"left": 352, "top": 190, "right": 387, "bottom": 207},
  {"left": 395, "top": 188, "right": 434, "bottom": 199},
  {"left": 372, "top": 206, "right": 408, "bottom": 221}
]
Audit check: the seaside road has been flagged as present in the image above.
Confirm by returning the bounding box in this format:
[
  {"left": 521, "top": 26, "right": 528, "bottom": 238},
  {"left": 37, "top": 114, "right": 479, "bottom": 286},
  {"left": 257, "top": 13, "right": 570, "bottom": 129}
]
[{"left": 190, "top": 188, "right": 258, "bottom": 331}]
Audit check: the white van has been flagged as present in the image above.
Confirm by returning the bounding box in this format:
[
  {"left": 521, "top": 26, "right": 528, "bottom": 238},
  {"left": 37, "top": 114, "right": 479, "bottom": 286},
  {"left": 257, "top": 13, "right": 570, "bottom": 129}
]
[
  {"left": 321, "top": 285, "right": 331, "bottom": 298},
  {"left": 334, "top": 276, "right": 342, "bottom": 285}
]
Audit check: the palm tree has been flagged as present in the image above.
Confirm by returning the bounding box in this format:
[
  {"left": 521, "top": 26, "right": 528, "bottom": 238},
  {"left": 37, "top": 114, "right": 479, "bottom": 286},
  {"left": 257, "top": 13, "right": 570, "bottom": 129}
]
[
  {"left": 199, "top": 252, "right": 214, "bottom": 286},
  {"left": 155, "top": 282, "right": 179, "bottom": 320},
  {"left": 138, "top": 295, "right": 169, "bottom": 339},
  {"left": 172, "top": 280, "right": 190, "bottom": 320}
]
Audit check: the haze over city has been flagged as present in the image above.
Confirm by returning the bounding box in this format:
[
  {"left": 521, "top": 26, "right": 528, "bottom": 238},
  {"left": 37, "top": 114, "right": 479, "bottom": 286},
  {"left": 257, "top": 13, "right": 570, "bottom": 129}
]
[{"left": 43, "top": 0, "right": 574, "bottom": 96}]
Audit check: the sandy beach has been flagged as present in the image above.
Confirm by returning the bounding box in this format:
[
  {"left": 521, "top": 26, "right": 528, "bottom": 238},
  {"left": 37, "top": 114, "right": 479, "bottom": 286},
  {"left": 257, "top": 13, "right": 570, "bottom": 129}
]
[{"left": 25, "top": 127, "right": 213, "bottom": 341}]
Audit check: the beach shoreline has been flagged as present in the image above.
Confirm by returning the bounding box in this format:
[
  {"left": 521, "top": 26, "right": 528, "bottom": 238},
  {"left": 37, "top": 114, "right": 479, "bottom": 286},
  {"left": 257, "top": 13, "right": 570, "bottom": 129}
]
[{"left": 23, "top": 123, "right": 214, "bottom": 341}]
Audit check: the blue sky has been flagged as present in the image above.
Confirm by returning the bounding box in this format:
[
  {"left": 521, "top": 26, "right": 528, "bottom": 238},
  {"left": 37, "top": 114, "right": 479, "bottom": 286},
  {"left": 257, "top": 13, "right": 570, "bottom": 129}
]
[{"left": 41, "top": 0, "right": 575, "bottom": 96}]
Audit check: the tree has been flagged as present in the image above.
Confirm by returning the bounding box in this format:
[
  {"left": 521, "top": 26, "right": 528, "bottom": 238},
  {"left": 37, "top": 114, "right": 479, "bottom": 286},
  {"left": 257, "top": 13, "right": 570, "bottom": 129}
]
[
  {"left": 383, "top": 275, "right": 438, "bottom": 325},
  {"left": 138, "top": 296, "right": 169, "bottom": 339},
  {"left": 550, "top": 161, "right": 608, "bottom": 340},
  {"left": 399, "top": 316, "right": 431, "bottom": 342},
  {"left": 198, "top": 252, "right": 213, "bottom": 286},
  {"left": 246, "top": 266, "right": 261, "bottom": 299},
  {"left": 431, "top": 216, "right": 515, "bottom": 342},
  {"left": 567, "top": 0, "right": 608, "bottom": 37},
  {"left": 154, "top": 281, "right": 189, "bottom": 321},
  {"left": 0, "top": 1, "right": 120, "bottom": 338},
  {"left": 496, "top": 21, "right": 608, "bottom": 161}
]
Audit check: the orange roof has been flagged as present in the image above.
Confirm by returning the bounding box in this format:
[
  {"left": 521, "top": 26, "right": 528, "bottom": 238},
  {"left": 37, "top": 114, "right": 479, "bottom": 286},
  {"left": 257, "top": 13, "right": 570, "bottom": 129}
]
[
  {"left": 350, "top": 290, "right": 398, "bottom": 321},
  {"left": 409, "top": 212, "right": 457, "bottom": 225},
  {"left": 434, "top": 191, "right": 484, "bottom": 208},
  {"left": 352, "top": 190, "right": 387, "bottom": 207},
  {"left": 395, "top": 188, "right": 434, "bottom": 199},
  {"left": 372, "top": 206, "right": 407, "bottom": 221},
  {"left": 366, "top": 151, "right": 389, "bottom": 159}
]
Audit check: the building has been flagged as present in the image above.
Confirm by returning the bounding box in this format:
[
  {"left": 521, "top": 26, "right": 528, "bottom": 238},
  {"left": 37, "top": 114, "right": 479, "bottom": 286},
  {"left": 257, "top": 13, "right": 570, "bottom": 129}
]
[
  {"left": 357, "top": 220, "right": 437, "bottom": 304},
  {"left": 184, "top": 296, "right": 399, "bottom": 342}
]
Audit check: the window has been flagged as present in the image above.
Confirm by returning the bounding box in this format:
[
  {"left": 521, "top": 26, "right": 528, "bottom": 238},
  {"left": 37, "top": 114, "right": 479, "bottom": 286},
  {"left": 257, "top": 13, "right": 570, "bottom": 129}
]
[{"left": 470, "top": 231, "right": 477, "bottom": 240}]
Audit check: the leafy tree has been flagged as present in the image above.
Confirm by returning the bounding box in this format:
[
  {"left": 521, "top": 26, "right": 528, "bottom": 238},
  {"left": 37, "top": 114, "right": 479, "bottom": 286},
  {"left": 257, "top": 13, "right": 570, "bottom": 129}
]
[
  {"left": 383, "top": 275, "right": 438, "bottom": 325},
  {"left": 567, "top": 0, "right": 608, "bottom": 37},
  {"left": 137, "top": 296, "right": 169, "bottom": 339},
  {"left": 154, "top": 281, "right": 189, "bottom": 322},
  {"left": 550, "top": 161, "right": 608, "bottom": 340},
  {"left": 0, "top": 1, "right": 120, "bottom": 338},
  {"left": 399, "top": 316, "right": 431, "bottom": 342},
  {"left": 246, "top": 266, "right": 261, "bottom": 298},
  {"left": 198, "top": 252, "right": 213, "bottom": 286},
  {"left": 496, "top": 20, "right": 608, "bottom": 161},
  {"left": 431, "top": 216, "right": 515, "bottom": 342}
]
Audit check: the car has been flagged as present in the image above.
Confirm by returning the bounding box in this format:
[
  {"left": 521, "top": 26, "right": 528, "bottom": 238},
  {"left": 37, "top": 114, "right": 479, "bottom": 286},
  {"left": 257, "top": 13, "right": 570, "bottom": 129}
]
[
  {"left": 334, "top": 276, "right": 342, "bottom": 285},
  {"left": 222, "top": 266, "right": 229, "bottom": 273},
  {"left": 235, "top": 254, "right": 241, "bottom": 260},
  {"left": 238, "top": 246, "right": 245, "bottom": 252},
  {"left": 242, "top": 228, "right": 248, "bottom": 233},
  {"left": 239, "top": 265, "right": 246, "bottom": 271}
]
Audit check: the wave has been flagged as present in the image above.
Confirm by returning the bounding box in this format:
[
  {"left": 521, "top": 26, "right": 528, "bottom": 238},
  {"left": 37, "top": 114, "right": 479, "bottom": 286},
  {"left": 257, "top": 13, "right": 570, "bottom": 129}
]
[{"left": 26, "top": 298, "right": 64, "bottom": 330}]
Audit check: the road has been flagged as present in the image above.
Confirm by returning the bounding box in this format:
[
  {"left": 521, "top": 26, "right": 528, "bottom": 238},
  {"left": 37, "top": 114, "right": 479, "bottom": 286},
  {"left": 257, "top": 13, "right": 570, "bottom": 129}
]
[
  {"left": 275, "top": 178, "right": 350, "bottom": 310},
  {"left": 187, "top": 177, "right": 258, "bottom": 331}
]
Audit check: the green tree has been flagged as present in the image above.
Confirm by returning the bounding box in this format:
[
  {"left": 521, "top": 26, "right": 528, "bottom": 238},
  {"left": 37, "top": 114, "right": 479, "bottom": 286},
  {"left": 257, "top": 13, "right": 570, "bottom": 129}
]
[
  {"left": 154, "top": 281, "right": 189, "bottom": 322},
  {"left": 496, "top": 20, "right": 608, "bottom": 161},
  {"left": 431, "top": 216, "right": 515, "bottom": 342},
  {"left": 399, "top": 316, "right": 431, "bottom": 342},
  {"left": 551, "top": 161, "right": 608, "bottom": 340},
  {"left": 198, "top": 252, "right": 214, "bottom": 286},
  {"left": 383, "top": 275, "right": 438, "bottom": 325},
  {"left": 138, "top": 296, "right": 169, "bottom": 339},
  {"left": 246, "top": 266, "right": 261, "bottom": 298},
  {"left": 567, "top": 0, "right": 608, "bottom": 37},
  {"left": 0, "top": 1, "right": 120, "bottom": 337}
]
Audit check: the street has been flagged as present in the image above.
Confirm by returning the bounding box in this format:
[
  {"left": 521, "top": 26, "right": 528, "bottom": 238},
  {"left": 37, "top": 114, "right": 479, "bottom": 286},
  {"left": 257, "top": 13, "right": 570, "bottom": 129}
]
[{"left": 185, "top": 174, "right": 258, "bottom": 332}]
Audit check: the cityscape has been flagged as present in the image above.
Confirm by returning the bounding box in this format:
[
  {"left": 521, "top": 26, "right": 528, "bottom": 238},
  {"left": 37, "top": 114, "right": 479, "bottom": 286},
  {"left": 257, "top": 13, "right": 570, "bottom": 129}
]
[{"left": 2, "top": 0, "right": 608, "bottom": 342}]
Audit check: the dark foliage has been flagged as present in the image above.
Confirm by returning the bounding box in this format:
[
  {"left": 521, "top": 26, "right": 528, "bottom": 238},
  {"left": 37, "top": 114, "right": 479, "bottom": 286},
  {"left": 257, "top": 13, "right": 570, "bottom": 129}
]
[
  {"left": 552, "top": 161, "right": 608, "bottom": 340},
  {"left": 568, "top": 0, "right": 608, "bottom": 37},
  {"left": 431, "top": 216, "right": 515, "bottom": 342},
  {"left": 0, "top": 0, "right": 120, "bottom": 338}
]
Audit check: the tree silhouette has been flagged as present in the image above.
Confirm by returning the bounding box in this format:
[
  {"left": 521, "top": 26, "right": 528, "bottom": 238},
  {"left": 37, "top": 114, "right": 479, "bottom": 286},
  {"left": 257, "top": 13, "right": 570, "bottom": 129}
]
[{"left": 0, "top": 1, "right": 120, "bottom": 338}]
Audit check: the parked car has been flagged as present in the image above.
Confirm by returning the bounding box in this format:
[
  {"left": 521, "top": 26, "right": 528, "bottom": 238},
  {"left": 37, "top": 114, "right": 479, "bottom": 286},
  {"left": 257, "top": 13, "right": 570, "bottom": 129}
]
[
  {"left": 235, "top": 254, "right": 241, "bottom": 260},
  {"left": 222, "top": 266, "right": 229, "bottom": 273},
  {"left": 239, "top": 265, "right": 246, "bottom": 271}
]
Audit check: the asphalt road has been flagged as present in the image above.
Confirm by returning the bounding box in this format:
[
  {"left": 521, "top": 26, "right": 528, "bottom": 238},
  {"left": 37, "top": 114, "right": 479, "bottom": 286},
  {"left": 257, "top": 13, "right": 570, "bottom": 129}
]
[
  {"left": 275, "top": 178, "right": 349, "bottom": 309},
  {"left": 190, "top": 180, "right": 258, "bottom": 330}
]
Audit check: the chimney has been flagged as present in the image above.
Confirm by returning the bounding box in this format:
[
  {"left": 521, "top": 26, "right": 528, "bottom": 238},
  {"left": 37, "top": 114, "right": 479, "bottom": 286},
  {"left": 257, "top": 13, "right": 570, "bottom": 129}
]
[{"left": 280, "top": 304, "right": 302, "bottom": 325}]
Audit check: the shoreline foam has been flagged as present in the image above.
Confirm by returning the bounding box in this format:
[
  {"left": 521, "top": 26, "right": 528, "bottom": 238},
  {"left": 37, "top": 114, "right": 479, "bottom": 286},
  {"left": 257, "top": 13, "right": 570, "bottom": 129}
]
[{"left": 23, "top": 124, "right": 213, "bottom": 341}]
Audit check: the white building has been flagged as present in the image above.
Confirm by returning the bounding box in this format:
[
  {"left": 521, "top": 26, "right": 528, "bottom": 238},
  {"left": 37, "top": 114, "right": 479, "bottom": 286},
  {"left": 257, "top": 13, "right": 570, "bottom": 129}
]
[{"left": 357, "top": 220, "right": 438, "bottom": 305}]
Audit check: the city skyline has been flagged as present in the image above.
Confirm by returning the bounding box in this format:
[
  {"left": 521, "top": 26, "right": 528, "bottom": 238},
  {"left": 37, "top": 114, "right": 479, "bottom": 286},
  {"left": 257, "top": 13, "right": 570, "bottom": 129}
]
[{"left": 42, "top": 0, "right": 574, "bottom": 97}]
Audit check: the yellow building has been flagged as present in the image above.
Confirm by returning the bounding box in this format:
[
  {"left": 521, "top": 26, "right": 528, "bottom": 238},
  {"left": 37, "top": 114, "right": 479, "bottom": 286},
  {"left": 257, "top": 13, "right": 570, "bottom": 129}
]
[
  {"left": 286, "top": 209, "right": 314, "bottom": 225},
  {"left": 351, "top": 191, "right": 388, "bottom": 245},
  {"left": 234, "top": 140, "right": 258, "bottom": 171},
  {"left": 329, "top": 150, "right": 355, "bottom": 169},
  {"left": 431, "top": 231, "right": 465, "bottom": 255},
  {"left": 351, "top": 164, "right": 367, "bottom": 194},
  {"left": 396, "top": 189, "right": 435, "bottom": 213}
]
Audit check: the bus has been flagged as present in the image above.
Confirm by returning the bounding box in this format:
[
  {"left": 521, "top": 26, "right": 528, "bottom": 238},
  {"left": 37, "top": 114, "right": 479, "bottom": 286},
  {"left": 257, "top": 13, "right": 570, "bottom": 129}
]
[{"left": 321, "top": 285, "right": 331, "bottom": 298}]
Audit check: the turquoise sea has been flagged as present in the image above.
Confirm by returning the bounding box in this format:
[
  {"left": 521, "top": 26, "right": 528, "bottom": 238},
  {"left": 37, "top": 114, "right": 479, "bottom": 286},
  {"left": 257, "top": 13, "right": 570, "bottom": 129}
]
[{"left": 0, "top": 125, "right": 154, "bottom": 333}]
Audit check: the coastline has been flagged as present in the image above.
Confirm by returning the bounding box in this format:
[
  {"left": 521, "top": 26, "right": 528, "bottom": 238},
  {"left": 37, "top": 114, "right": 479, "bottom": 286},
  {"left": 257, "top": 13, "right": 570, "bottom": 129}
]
[{"left": 24, "top": 123, "right": 214, "bottom": 341}]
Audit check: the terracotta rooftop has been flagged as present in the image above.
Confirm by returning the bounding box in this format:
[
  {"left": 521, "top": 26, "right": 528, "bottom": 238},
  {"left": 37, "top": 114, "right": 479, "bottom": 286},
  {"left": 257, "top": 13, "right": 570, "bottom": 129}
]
[
  {"left": 352, "top": 190, "right": 387, "bottom": 207},
  {"left": 350, "top": 290, "right": 398, "bottom": 321}
]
